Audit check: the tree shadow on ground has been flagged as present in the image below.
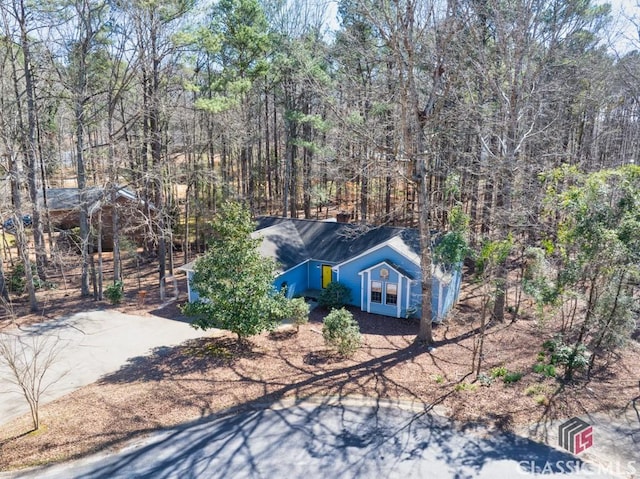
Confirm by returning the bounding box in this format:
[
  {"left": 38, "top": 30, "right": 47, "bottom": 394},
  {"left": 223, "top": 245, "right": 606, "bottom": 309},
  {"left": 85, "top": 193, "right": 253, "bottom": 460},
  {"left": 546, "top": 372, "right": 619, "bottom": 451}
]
[
  {"left": 3, "top": 303, "right": 622, "bottom": 479},
  {"left": 6, "top": 294, "right": 617, "bottom": 476},
  {"left": 25, "top": 398, "right": 588, "bottom": 479},
  {"left": 147, "top": 297, "right": 193, "bottom": 324},
  {"left": 97, "top": 337, "right": 264, "bottom": 384}
]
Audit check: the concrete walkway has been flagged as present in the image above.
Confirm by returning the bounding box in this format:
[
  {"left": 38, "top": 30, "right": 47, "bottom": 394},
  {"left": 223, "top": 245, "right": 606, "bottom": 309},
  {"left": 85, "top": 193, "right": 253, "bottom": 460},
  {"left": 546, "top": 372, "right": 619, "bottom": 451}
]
[{"left": 0, "top": 310, "right": 212, "bottom": 426}]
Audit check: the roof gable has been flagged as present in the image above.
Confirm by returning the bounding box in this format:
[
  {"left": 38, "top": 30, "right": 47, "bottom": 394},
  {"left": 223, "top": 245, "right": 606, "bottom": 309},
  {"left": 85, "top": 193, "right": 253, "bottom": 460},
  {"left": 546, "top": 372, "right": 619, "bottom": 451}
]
[{"left": 358, "top": 259, "right": 416, "bottom": 280}]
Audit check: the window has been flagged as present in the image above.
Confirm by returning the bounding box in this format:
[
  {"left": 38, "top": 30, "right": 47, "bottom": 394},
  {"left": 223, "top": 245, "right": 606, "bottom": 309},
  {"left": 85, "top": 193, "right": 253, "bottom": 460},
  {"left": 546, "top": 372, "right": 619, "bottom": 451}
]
[
  {"left": 386, "top": 283, "right": 398, "bottom": 305},
  {"left": 371, "top": 281, "right": 382, "bottom": 303}
]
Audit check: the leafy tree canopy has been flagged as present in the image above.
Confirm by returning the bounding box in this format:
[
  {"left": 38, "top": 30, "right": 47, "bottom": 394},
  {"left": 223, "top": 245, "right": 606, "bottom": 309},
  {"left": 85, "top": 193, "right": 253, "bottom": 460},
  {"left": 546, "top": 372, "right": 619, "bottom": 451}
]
[
  {"left": 433, "top": 205, "right": 471, "bottom": 269},
  {"left": 182, "top": 201, "right": 287, "bottom": 340},
  {"left": 536, "top": 165, "right": 640, "bottom": 371}
]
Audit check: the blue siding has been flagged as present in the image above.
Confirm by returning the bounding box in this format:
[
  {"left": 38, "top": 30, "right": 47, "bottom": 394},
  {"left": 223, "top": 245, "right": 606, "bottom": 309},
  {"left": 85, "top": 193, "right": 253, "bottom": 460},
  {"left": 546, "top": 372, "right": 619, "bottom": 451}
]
[
  {"left": 274, "top": 262, "right": 308, "bottom": 298},
  {"left": 337, "top": 245, "right": 421, "bottom": 318},
  {"left": 186, "top": 271, "right": 200, "bottom": 303},
  {"left": 336, "top": 245, "right": 462, "bottom": 321},
  {"left": 366, "top": 265, "right": 401, "bottom": 317},
  {"left": 308, "top": 260, "right": 335, "bottom": 290},
  {"left": 431, "top": 265, "right": 463, "bottom": 323}
]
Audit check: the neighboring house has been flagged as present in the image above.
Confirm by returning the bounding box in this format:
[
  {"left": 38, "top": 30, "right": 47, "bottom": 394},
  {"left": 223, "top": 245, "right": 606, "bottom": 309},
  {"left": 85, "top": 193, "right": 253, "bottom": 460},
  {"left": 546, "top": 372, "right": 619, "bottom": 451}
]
[
  {"left": 180, "top": 216, "right": 463, "bottom": 322},
  {"left": 39, "top": 186, "right": 151, "bottom": 249}
]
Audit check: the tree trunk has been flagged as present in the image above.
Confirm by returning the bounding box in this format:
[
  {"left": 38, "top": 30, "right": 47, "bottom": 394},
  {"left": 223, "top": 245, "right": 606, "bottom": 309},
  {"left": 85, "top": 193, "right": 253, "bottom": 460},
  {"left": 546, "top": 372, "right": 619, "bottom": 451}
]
[
  {"left": 5, "top": 14, "right": 38, "bottom": 311},
  {"left": 20, "top": 29, "right": 47, "bottom": 281},
  {"left": 97, "top": 209, "right": 103, "bottom": 301},
  {"left": 0, "top": 248, "right": 9, "bottom": 303},
  {"left": 416, "top": 155, "right": 433, "bottom": 344}
]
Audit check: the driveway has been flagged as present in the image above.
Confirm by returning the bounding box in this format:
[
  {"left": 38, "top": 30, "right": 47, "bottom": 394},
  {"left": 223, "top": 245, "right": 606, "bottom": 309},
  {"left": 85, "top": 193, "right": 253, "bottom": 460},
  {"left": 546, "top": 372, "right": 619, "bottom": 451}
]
[
  {"left": 1, "top": 398, "right": 635, "bottom": 479},
  {"left": 0, "top": 310, "right": 212, "bottom": 426}
]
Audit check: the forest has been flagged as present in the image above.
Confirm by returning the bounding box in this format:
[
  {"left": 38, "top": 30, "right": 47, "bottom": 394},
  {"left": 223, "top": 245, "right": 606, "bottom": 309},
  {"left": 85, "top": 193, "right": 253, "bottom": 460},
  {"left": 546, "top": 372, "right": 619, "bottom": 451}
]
[{"left": 0, "top": 0, "right": 638, "bottom": 345}]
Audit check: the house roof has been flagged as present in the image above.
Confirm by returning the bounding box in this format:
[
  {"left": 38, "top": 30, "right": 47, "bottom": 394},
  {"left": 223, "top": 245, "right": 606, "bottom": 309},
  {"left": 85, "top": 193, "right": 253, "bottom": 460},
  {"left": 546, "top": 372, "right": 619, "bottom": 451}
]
[
  {"left": 251, "top": 221, "right": 309, "bottom": 274},
  {"left": 179, "top": 217, "right": 422, "bottom": 273},
  {"left": 43, "top": 187, "right": 105, "bottom": 212},
  {"left": 40, "top": 186, "right": 144, "bottom": 216},
  {"left": 254, "top": 217, "right": 420, "bottom": 271}
]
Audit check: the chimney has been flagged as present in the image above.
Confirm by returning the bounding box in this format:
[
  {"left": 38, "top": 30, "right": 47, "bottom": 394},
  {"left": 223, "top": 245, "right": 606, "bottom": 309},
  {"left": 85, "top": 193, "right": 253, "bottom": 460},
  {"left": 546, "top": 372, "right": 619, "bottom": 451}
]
[{"left": 336, "top": 212, "right": 350, "bottom": 223}]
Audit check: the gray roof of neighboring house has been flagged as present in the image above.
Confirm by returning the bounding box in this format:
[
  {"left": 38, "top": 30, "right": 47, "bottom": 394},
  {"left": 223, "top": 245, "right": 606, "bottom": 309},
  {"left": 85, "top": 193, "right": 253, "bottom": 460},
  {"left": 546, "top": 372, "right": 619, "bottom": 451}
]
[
  {"left": 40, "top": 187, "right": 142, "bottom": 215},
  {"left": 254, "top": 216, "right": 420, "bottom": 272}
]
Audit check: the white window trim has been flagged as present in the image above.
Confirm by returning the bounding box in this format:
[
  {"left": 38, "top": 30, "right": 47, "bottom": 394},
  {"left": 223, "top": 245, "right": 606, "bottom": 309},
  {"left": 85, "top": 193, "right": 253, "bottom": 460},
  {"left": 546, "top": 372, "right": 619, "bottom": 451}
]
[{"left": 363, "top": 267, "right": 408, "bottom": 318}]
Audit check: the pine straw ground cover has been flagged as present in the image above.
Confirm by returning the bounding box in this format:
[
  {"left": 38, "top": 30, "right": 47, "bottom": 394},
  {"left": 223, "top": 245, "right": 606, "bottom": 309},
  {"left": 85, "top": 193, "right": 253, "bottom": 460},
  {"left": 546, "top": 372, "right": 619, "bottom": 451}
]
[{"left": 1, "top": 291, "right": 639, "bottom": 471}]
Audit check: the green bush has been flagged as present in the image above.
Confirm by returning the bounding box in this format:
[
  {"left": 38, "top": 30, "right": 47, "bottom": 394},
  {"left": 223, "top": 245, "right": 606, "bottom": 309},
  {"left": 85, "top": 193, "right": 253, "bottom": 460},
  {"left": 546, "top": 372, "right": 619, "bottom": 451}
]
[
  {"left": 7, "top": 262, "right": 46, "bottom": 294},
  {"left": 104, "top": 281, "right": 124, "bottom": 305},
  {"left": 542, "top": 338, "right": 558, "bottom": 352},
  {"left": 550, "top": 344, "right": 589, "bottom": 370},
  {"left": 322, "top": 308, "right": 361, "bottom": 356},
  {"left": 8, "top": 263, "right": 26, "bottom": 293},
  {"left": 533, "top": 363, "right": 545, "bottom": 374},
  {"left": 289, "top": 297, "right": 310, "bottom": 331},
  {"left": 533, "top": 363, "right": 556, "bottom": 378},
  {"left": 542, "top": 336, "right": 590, "bottom": 379},
  {"left": 318, "top": 282, "right": 352, "bottom": 310},
  {"left": 490, "top": 366, "right": 508, "bottom": 378},
  {"left": 503, "top": 371, "right": 523, "bottom": 384}
]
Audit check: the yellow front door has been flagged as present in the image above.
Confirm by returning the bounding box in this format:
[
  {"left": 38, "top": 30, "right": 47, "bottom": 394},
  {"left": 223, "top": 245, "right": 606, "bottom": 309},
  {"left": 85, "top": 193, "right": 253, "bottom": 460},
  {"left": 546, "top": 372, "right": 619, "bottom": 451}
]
[{"left": 322, "top": 265, "right": 332, "bottom": 288}]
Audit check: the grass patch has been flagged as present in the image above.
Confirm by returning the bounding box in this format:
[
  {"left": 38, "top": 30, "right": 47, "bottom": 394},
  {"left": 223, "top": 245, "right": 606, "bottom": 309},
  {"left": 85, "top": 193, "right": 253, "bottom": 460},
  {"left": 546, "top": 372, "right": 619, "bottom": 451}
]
[
  {"left": 534, "top": 395, "right": 549, "bottom": 406},
  {"left": 490, "top": 366, "right": 508, "bottom": 378},
  {"left": 26, "top": 424, "right": 49, "bottom": 437},
  {"left": 525, "top": 384, "right": 547, "bottom": 396},
  {"left": 454, "top": 381, "right": 477, "bottom": 392}
]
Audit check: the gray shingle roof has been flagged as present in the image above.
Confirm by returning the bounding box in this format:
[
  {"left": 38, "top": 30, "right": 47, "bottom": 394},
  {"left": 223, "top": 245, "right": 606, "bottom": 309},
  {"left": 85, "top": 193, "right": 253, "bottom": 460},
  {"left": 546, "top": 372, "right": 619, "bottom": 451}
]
[
  {"left": 40, "top": 187, "right": 143, "bottom": 215},
  {"left": 43, "top": 187, "right": 106, "bottom": 212},
  {"left": 252, "top": 221, "right": 310, "bottom": 273},
  {"left": 254, "top": 217, "right": 420, "bottom": 271}
]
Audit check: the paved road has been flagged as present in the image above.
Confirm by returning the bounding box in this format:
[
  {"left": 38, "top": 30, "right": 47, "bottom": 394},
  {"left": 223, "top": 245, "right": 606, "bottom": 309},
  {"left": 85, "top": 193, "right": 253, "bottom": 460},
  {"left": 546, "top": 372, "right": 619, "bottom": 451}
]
[
  {"left": 0, "top": 310, "right": 211, "bottom": 426},
  {"left": 2, "top": 399, "right": 635, "bottom": 479}
]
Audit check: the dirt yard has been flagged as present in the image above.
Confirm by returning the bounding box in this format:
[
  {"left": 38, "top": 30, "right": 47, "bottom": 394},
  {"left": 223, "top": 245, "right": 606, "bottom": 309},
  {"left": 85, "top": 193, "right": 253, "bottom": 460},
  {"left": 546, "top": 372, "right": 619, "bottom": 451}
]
[{"left": 0, "top": 257, "right": 639, "bottom": 472}]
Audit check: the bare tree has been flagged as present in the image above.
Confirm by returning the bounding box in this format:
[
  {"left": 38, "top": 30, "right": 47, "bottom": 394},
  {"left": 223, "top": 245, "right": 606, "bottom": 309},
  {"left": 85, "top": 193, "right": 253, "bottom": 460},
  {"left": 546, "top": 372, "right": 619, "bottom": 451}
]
[{"left": 0, "top": 332, "right": 65, "bottom": 430}]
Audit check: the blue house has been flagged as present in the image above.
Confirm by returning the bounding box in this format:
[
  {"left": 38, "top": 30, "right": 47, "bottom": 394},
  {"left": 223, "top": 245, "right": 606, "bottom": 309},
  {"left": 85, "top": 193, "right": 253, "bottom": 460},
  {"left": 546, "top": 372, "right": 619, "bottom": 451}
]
[{"left": 180, "top": 217, "right": 462, "bottom": 322}]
